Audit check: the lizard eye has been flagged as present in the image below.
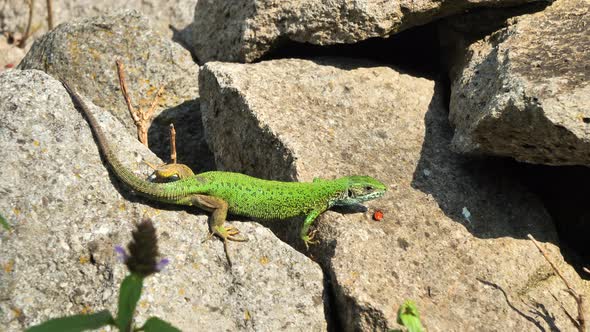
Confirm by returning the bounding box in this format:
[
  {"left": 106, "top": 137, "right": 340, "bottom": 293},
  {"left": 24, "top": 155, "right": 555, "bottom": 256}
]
[
  {"left": 365, "top": 186, "right": 373, "bottom": 191},
  {"left": 347, "top": 189, "right": 354, "bottom": 197}
]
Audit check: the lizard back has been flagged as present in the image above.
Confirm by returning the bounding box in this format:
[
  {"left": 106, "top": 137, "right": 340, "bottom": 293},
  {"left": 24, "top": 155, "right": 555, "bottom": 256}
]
[{"left": 196, "top": 172, "right": 347, "bottom": 220}]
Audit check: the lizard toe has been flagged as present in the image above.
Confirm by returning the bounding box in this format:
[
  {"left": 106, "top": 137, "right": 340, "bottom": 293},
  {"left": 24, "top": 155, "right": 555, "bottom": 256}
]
[
  {"left": 302, "top": 232, "right": 319, "bottom": 250},
  {"left": 227, "top": 234, "right": 248, "bottom": 242},
  {"left": 225, "top": 226, "right": 241, "bottom": 236}
]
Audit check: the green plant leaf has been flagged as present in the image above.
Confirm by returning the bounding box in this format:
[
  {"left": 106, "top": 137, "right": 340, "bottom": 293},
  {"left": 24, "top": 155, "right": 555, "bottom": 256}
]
[
  {"left": 0, "top": 213, "right": 11, "bottom": 230},
  {"left": 139, "top": 317, "right": 182, "bottom": 332},
  {"left": 116, "top": 274, "right": 144, "bottom": 331},
  {"left": 397, "top": 300, "right": 424, "bottom": 332},
  {"left": 25, "top": 310, "right": 114, "bottom": 332}
]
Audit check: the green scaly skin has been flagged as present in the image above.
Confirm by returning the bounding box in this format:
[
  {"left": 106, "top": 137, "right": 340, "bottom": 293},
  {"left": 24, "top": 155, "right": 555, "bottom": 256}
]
[{"left": 62, "top": 81, "right": 387, "bottom": 266}]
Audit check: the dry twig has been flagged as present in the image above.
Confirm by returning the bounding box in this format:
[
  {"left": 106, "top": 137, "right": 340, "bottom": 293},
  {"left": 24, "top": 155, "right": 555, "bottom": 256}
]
[
  {"left": 169, "top": 123, "right": 177, "bottom": 164},
  {"left": 527, "top": 234, "right": 586, "bottom": 332},
  {"left": 46, "top": 0, "right": 53, "bottom": 30},
  {"left": 115, "top": 60, "right": 164, "bottom": 147},
  {"left": 18, "top": 0, "right": 34, "bottom": 48}
]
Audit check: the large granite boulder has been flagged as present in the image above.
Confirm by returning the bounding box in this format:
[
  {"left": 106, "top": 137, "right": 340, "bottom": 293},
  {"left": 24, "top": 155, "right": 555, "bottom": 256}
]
[
  {"left": 18, "top": 10, "right": 213, "bottom": 173},
  {"left": 199, "top": 58, "right": 589, "bottom": 331},
  {"left": 0, "top": 69, "right": 326, "bottom": 331},
  {"left": 0, "top": 0, "right": 197, "bottom": 42},
  {"left": 447, "top": 0, "right": 590, "bottom": 166},
  {"left": 187, "top": 0, "right": 545, "bottom": 62}
]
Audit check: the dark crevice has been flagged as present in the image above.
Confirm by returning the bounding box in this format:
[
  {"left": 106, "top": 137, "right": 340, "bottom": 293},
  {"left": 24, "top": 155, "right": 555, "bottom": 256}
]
[
  {"left": 323, "top": 267, "right": 343, "bottom": 332},
  {"left": 516, "top": 162, "right": 590, "bottom": 277},
  {"left": 255, "top": 214, "right": 350, "bottom": 330},
  {"left": 89, "top": 253, "right": 97, "bottom": 265},
  {"left": 260, "top": 21, "right": 442, "bottom": 79},
  {"left": 148, "top": 99, "right": 216, "bottom": 174}
]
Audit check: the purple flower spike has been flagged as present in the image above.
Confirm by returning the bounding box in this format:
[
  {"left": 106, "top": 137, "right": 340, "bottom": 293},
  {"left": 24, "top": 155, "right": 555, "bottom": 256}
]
[
  {"left": 120, "top": 220, "right": 167, "bottom": 277},
  {"left": 156, "top": 258, "right": 170, "bottom": 272},
  {"left": 114, "top": 245, "right": 129, "bottom": 262}
]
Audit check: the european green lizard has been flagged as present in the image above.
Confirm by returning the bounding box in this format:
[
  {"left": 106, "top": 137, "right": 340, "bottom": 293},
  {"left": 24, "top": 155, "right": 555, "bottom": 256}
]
[{"left": 62, "top": 81, "right": 386, "bottom": 265}]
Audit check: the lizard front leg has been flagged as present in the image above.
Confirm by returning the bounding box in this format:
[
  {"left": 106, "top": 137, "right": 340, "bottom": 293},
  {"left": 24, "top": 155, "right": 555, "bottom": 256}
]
[
  {"left": 301, "top": 209, "right": 322, "bottom": 250},
  {"left": 180, "top": 194, "right": 247, "bottom": 266}
]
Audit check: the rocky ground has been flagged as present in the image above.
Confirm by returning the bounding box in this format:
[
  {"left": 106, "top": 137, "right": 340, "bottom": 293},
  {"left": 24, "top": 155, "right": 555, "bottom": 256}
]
[{"left": 0, "top": 0, "right": 588, "bottom": 331}]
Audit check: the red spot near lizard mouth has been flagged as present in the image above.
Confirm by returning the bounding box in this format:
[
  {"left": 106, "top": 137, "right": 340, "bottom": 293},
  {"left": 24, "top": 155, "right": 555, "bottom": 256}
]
[{"left": 373, "top": 210, "right": 383, "bottom": 221}]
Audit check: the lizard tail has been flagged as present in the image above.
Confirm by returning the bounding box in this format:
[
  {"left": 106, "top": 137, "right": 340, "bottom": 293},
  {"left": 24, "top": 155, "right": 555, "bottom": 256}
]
[{"left": 61, "top": 80, "right": 180, "bottom": 200}]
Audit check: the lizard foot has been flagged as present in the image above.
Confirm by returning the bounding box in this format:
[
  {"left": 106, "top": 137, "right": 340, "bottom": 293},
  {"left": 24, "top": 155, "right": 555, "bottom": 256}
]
[
  {"left": 212, "top": 225, "right": 248, "bottom": 267},
  {"left": 203, "top": 225, "right": 248, "bottom": 243},
  {"left": 224, "top": 225, "right": 243, "bottom": 237},
  {"left": 215, "top": 225, "right": 248, "bottom": 242},
  {"left": 302, "top": 230, "right": 319, "bottom": 250}
]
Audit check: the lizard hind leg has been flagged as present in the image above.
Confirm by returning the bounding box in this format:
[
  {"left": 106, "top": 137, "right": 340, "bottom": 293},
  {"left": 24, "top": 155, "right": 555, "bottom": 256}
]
[
  {"left": 145, "top": 161, "right": 195, "bottom": 183},
  {"left": 191, "top": 195, "right": 247, "bottom": 266}
]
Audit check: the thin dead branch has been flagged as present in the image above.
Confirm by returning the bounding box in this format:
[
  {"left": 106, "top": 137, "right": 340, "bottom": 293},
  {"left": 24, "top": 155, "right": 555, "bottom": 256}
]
[
  {"left": 46, "top": 0, "right": 53, "bottom": 30},
  {"left": 116, "top": 60, "right": 137, "bottom": 125},
  {"left": 527, "top": 234, "right": 586, "bottom": 332},
  {"left": 18, "top": 0, "right": 34, "bottom": 48},
  {"left": 169, "top": 123, "right": 177, "bottom": 164},
  {"left": 115, "top": 60, "right": 164, "bottom": 147}
]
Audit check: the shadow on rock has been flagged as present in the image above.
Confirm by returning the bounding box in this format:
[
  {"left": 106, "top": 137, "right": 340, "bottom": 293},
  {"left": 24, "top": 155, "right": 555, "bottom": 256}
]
[
  {"left": 148, "top": 98, "right": 216, "bottom": 173},
  {"left": 517, "top": 163, "right": 590, "bottom": 274},
  {"left": 476, "top": 278, "right": 556, "bottom": 332},
  {"left": 410, "top": 81, "right": 556, "bottom": 243}
]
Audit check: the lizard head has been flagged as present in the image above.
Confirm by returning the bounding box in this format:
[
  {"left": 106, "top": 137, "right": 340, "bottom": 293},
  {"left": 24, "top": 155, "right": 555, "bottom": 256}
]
[{"left": 333, "top": 176, "right": 387, "bottom": 206}]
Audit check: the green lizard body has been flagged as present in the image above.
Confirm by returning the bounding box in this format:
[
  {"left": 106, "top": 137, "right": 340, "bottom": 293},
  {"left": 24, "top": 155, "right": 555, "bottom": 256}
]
[{"left": 62, "top": 81, "right": 386, "bottom": 265}]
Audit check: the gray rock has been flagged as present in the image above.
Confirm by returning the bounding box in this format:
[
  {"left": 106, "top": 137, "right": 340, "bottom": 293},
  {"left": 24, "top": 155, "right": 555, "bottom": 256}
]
[
  {"left": 199, "top": 58, "right": 590, "bottom": 331},
  {"left": 447, "top": 0, "right": 590, "bottom": 165},
  {"left": 0, "top": 0, "right": 197, "bottom": 44},
  {"left": 18, "top": 9, "right": 213, "bottom": 173},
  {"left": 0, "top": 69, "right": 326, "bottom": 332},
  {"left": 187, "top": 0, "right": 544, "bottom": 63}
]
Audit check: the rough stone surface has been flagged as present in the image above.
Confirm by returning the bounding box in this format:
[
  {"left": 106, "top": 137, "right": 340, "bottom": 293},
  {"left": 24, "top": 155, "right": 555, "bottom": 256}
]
[
  {"left": 199, "top": 59, "right": 589, "bottom": 331},
  {"left": 187, "top": 0, "right": 544, "bottom": 63},
  {"left": 0, "top": 70, "right": 326, "bottom": 332},
  {"left": 17, "top": 10, "right": 213, "bottom": 173},
  {"left": 0, "top": 0, "right": 197, "bottom": 43},
  {"left": 447, "top": 0, "right": 590, "bottom": 165}
]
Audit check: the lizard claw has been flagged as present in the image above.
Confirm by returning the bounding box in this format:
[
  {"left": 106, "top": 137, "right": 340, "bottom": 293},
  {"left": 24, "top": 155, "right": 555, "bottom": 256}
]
[
  {"left": 227, "top": 235, "right": 248, "bottom": 242},
  {"left": 225, "top": 226, "right": 248, "bottom": 242},
  {"left": 143, "top": 160, "right": 161, "bottom": 170},
  {"left": 225, "top": 225, "right": 241, "bottom": 237},
  {"left": 302, "top": 230, "right": 319, "bottom": 250},
  {"left": 209, "top": 225, "right": 249, "bottom": 267},
  {"left": 202, "top": 225, "right": 247, "bottom": 244}
]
